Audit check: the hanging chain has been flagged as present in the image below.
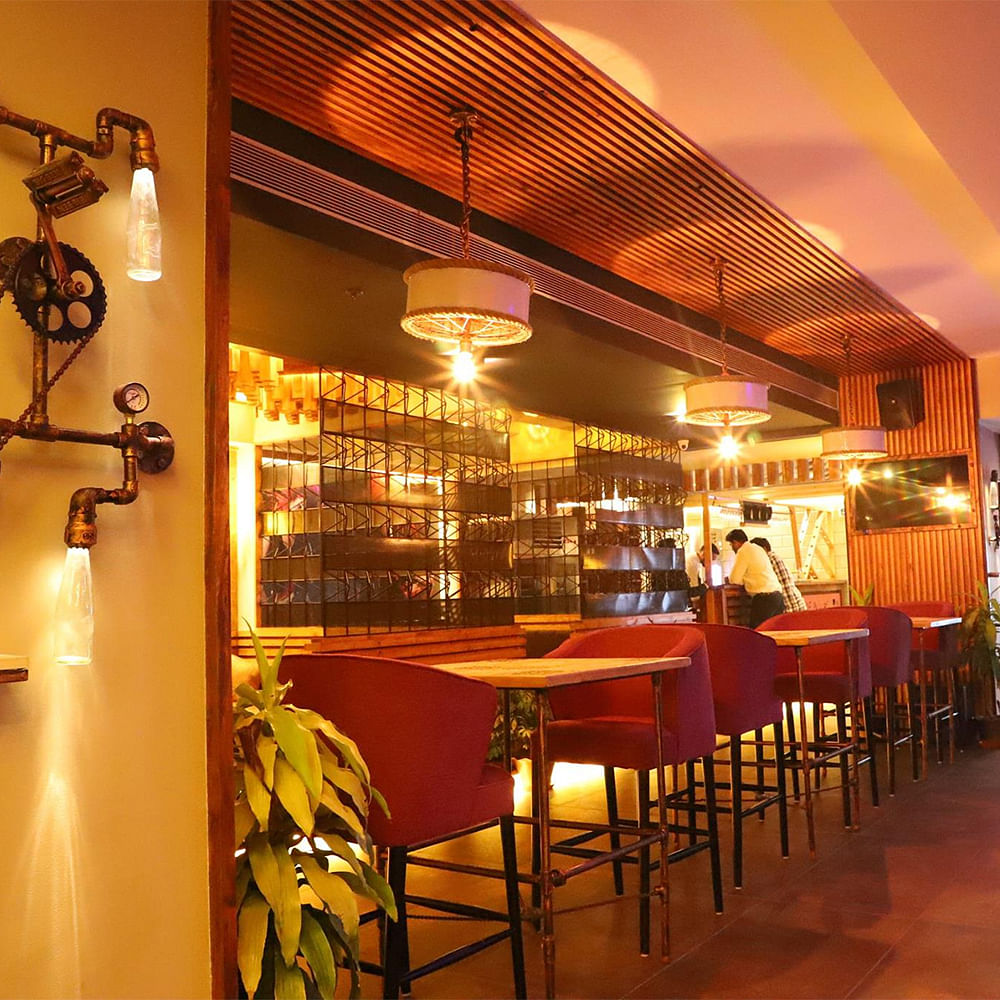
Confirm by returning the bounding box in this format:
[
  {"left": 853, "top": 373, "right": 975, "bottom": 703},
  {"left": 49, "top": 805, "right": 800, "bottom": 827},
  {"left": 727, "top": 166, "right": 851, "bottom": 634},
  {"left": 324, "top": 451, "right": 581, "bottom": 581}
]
[
  {"left": 451, "top": 108, "right": 478, "bottom": 259},
  {"left": 713, "top": 257, "right": 729, "bottom": 375},
  {"left": 0, "top": 328, "right": 98, "bottom": 456},
  {"left": 843, "top": 330, "right": 855, "bottom": 427}
]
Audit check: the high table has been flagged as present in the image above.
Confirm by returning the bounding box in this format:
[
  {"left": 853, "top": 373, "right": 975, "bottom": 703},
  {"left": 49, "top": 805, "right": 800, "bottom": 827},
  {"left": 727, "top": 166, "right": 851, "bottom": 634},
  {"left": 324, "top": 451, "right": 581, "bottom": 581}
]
[
  {"left": 910, "top": 616, "right": 962, "bottom": 779},
  {"left": 436, "top": 656, "right": 690, "bottom": 999},
  {"left": 757, "top": 628, "right": 869, "bottom": 858}
]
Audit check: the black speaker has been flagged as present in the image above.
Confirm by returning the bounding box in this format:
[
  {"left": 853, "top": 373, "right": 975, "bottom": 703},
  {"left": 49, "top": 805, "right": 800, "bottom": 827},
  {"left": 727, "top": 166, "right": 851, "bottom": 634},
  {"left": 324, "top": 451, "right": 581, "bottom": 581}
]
[{"left": 876, "top": 378, "right": 925, "bottom": 430}]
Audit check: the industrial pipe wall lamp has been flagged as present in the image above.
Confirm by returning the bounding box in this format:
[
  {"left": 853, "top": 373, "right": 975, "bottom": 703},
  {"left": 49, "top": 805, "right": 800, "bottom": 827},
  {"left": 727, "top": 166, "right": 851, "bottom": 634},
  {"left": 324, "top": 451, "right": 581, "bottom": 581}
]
[{"left": 0, "top": 105, "right": 174, "bottom": 665}]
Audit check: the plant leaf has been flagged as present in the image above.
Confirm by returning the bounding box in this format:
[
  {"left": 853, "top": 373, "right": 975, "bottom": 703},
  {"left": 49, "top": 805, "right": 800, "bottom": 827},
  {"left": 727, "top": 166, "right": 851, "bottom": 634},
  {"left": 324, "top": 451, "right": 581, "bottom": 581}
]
[
  {"left": 358, "top": 860, "right": 397, "bottom": 921},
  {"left": 321, "top": 759, "right": 367, "bottom": 813},
  {"left": 299, "top": 908, "right": 339, "bottom": 1000},
  {"left": 300, "top": 710, "right": 370, "bottom": 783},
  {"left": 314, "top": 833, "right": 363, "bottom": 876},
  {"left": 244, "top": 763, "right": 272, "bottom": 832},
  {"left": 257, "top": 735, "right": 278, "bottom": 789},
  {"left": 236, "top": 856, "right": 252, "bottom": 911},
  {"left": 235, "top": 798, "right": 257, "bottom": 847},
  {"left": 298, "top": 854, "right": 361, "bottom": 940},
  {"left": 247, "top": 833, "right": 282, "bottom": 914},
  {"left": 272, "top": 838, "right": 303, "bottom": 966},
  {"left": 319, "top": 784, "right": 366, "bottom": 842},
  {"left": 251, "top": 629, "right": 282, "bottom": 702},
  {"left": 236, "top": 888, "right": 270, "bottom": 1000},
  {"left": 270, "top": 706, "right": 322, "bottom": 800},
  {"left": 273, "top": 954, "right": 306, "bottom": 1000},
  {"left": 236, "top": 683, "right": 265, "bottom": 709},
  {"left": 274, "top": 756, "right": 315, "bottom": 837}
]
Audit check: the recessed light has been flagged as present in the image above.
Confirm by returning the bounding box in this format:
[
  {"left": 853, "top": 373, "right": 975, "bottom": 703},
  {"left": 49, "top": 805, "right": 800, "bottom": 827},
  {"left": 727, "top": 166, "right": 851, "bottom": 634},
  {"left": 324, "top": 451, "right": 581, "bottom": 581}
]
[{"left": 916, "top": 312, "right": 941, "bottom": 330}]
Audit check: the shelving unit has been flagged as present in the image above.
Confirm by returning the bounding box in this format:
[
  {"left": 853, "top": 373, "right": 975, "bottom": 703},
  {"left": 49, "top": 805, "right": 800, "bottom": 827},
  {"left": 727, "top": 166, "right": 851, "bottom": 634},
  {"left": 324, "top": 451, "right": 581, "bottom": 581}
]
[
  {"left": 513, "top": 425, "right": 688, "bottom": 618},
  {"left": 259, "top": 369, "right": 515, "bottom": 632}
]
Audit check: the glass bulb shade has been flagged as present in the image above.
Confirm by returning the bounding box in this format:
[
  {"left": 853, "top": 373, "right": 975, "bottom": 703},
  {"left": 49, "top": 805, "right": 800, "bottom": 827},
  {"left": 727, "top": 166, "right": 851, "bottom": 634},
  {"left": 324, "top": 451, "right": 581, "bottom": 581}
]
[
  {"left": 683, "top": 376, "right": 771, "bottom": 426},
  {"left": 452, "top": 348, "right": 477, "bottom": 383},
  {"left": 126, "top": 167, "right": 161, "bottom": 281},
  {"left": 820, "top": 425, "right": 888, "bottom": 461},
  {"left": 401, "top": 257, "right": 533, "bottom": 346},
  {"left": 846, "top": 466, "right": 863, "bottom": 486},
  {"left": 54, "top": 547, "right": 94, "bottom": 666}
]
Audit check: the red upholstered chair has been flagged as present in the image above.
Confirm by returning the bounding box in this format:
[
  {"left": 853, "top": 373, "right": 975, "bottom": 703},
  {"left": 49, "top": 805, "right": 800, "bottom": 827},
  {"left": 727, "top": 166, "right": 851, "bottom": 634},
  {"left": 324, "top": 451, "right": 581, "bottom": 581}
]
[
  {"left": 756, "top": 608, "right": 878, "bottom": 824},
  {"left": 279, "top": 654, "right": 525, "bottom": 1000},
  {"left": 860, "top": 606, "right": 916, "bottom": 794},
  {"left": 689, "top": 624, "right": 788, "bottom": 888},
  {"left": 538, "top": 625, "right": 722, "bottom": 957},
  {"left": 888, "top": 601, "right": 960, "bottom": 768}
]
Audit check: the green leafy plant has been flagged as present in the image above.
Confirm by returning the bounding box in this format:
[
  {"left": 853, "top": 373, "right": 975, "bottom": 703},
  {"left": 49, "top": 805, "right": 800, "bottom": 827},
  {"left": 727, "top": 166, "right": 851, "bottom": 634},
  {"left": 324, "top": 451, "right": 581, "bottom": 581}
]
[
  {"left": 488, "top": 690, "right": 538, "bottom": 762},
  {"left": 849, "top": 582, "right": 875, "bottom": 606},
  {"left": 960, "top": 582, "right": 1000, "bottom": 717},
  {"left": 234, "top": 633, "right": 396, "bottom": 999}
]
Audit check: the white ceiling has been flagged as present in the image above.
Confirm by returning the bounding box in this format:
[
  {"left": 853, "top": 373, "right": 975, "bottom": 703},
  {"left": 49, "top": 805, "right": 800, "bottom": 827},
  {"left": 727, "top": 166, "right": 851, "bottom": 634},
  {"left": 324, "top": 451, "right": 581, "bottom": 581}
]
[{"left": 518, "top": 0, "right": 1000, "bottom": 360}]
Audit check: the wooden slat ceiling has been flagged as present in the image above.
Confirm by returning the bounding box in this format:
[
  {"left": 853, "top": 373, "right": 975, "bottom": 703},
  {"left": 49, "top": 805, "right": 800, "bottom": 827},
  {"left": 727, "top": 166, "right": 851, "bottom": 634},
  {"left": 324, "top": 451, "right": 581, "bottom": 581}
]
[{"left": 230, "top": 0, "right": 965, "bottom": 377}]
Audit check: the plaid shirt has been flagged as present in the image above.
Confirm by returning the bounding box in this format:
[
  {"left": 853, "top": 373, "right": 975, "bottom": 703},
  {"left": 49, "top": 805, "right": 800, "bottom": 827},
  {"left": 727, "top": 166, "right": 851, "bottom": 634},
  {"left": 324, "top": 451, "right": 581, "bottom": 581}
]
[{"left": 768, "top": 552, "right": 807, "bottom": 612}]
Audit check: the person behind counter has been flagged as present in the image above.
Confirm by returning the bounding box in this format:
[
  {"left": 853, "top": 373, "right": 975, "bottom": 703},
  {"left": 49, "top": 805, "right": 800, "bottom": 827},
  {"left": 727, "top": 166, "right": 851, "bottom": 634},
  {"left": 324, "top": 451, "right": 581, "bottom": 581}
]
[
  {"left": 686, "top": 543, "right": 731, "bottom": 589},
  {"left": 750, "top": 536, "right": 807, "bottom": 613},
  {"left": 725, "top": 528, "right": 784, "bottom": 627}
]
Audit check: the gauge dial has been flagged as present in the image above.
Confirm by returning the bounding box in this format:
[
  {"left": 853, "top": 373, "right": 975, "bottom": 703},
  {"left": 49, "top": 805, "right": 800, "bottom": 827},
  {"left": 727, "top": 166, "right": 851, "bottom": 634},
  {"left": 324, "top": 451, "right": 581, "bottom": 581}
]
[{"left": 113, "top": 381, "right": 150, "bottom": 415}]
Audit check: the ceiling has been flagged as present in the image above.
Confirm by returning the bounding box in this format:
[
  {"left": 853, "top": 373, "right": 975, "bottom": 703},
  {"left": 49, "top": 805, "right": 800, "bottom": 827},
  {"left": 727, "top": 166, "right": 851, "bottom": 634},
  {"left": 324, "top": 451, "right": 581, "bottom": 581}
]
[
  {"left": 229, "top": 0, "right": 970, "bottom": 381},
  {"left": 517, "top": 0, "right": 1000, "bottom": 362}
]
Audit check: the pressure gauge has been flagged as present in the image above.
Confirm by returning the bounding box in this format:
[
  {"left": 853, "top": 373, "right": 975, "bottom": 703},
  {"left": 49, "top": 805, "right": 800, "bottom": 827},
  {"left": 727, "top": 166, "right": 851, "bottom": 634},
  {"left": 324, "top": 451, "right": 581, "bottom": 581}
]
[{"left": 113, "top": 381, "right": 150, "bottom": 415}]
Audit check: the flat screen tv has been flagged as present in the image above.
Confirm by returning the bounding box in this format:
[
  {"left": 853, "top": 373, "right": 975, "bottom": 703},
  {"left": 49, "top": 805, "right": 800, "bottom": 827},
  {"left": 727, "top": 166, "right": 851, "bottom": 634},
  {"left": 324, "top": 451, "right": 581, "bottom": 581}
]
[{"left": 853, "top": 455, "right": 972, "bottom": 531}]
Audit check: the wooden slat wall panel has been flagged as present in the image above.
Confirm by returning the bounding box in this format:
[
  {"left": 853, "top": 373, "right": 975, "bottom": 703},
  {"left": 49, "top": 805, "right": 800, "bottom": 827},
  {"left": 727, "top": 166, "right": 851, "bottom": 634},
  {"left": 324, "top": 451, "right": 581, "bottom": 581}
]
[
  {"left": 230, "top": 0, "right": 965, "bottom": 377},
  {"left": 843, "top": 360, "right": 986, "bottom": 606}
]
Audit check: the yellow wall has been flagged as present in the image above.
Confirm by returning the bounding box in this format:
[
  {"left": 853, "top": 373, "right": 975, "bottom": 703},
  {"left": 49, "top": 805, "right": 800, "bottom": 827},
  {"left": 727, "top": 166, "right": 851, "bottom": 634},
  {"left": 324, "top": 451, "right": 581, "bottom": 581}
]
[{"left": 0, "top": 4, "right": 211, "bottom": 996}]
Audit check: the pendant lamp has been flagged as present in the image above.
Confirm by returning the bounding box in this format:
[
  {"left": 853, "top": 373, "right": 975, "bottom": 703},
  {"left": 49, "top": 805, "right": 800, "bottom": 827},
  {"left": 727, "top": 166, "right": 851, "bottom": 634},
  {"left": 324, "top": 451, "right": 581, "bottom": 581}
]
[
  {"left": 401, "top": 108, "right": 533, "bottom": 350},
  {"left": 683, "top": 259, "right": 771, "bottom": 427},
  {"left": 820, "top": 331, "right": 888, "bottom": 462}
]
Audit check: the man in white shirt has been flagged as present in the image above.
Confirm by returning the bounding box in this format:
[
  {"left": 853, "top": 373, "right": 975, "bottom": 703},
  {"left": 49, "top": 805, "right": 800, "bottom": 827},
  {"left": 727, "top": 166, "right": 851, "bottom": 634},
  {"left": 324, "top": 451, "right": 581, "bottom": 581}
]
[
  {"left": 725, "top": 528, "right": 784, "bottom": 627},
  {"left": 685, "top": 543, "right": 729, "bottom": 589}
]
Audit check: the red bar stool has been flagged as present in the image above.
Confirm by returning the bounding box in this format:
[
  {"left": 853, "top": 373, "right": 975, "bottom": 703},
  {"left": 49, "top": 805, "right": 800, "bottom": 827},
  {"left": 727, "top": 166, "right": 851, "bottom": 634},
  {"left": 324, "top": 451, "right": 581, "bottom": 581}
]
[
  {"left": 280, "top": 653, "right": 526, "bottom": 1000},
  {"left": 757, "top": 608, "right": 877, "bottom": 827},
  {"left": 535, "top": 625, "right": 722, "bottom": 958},
  {"left": 888, "top": 600, "right": 960, "bottom": 770},
  {"left": 860, "top": 606, "right": 916, "bottom": 794},
  {"left": 690, "top": 623, "right": 789, "bottom": 888}
]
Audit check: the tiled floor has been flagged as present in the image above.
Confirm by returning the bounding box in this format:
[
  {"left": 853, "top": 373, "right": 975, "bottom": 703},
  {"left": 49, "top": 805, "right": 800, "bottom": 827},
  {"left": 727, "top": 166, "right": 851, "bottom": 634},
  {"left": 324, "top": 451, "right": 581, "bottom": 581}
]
[{"left": 355, "top": 742, "right": 1000, "bottom": 999}]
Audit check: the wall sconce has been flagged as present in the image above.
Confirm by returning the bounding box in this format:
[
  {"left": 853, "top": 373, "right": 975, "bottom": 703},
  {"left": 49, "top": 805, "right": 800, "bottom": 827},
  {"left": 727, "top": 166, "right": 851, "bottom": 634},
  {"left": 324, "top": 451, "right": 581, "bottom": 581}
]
[{"left": 0, "top": 106, "right": 173, "bottom": 665}]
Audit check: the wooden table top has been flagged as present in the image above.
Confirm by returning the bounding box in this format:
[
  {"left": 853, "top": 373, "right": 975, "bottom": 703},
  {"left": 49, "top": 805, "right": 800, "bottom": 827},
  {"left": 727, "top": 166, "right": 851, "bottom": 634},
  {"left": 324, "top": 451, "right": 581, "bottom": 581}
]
[
  {"left": 758, "top": 628, "right": 869, "bottom": 648},
  {"left": 435, "top": 656, "right": 690, "bottom": 690},
  {"left": 910, "top": 616, "right": 962, "bottom": 630}
]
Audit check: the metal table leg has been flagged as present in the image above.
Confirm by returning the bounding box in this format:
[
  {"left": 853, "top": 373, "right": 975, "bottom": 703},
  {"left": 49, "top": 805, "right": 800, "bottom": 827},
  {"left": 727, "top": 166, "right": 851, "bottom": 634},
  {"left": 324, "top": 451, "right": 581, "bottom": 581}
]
[
  {"left": 793, "top": 647, "right": 817, "bottom": 858},
  {"left": 652, "top": 672, "right": 671, "bottom": 962},
  {"left": 536, "top": 691, "right": 556, "bottom": 999}
]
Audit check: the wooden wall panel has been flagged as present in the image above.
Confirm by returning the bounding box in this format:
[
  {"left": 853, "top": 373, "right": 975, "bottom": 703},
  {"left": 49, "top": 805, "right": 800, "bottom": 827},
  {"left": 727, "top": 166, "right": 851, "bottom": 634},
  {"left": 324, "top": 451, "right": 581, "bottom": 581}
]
[{"left": 843, "top": 360, "right": 986, "bottom": 607}]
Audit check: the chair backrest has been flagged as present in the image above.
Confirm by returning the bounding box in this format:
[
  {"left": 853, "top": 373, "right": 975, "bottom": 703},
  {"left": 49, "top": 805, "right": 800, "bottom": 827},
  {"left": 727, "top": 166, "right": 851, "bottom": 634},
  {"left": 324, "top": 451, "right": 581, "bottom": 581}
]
[
  {"left": 545, "top": 625, "right": 717, "bottom": 761},
  {"left": 888, "top": 600, "right": 957, "bottom": 655},
  {"left": 856, "top": 606, "right": 913, "bottom": 686},
  {"left": 756, "top": 607, "right": 872, "bottom": 697},
  {"left": 688, "top": 623, "right": 782, "bottom": 735},
  {"left": 279, "top": 653, "right": 500, "bottom": 846}
]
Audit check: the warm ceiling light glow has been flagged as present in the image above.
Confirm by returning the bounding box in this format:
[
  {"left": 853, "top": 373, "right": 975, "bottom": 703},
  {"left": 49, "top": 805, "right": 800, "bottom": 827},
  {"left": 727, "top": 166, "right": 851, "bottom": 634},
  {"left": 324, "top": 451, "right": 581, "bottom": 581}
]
[
  {"left": 797, "top": 219, "right": 845, "bottom": 256},
  {"left": 718, "top": 433, "right": 739, "bottom": 460},
  {"left": 452, "top": 345, "right": 477, "bottom": 383},
  {"left": 882, "top": 467, "right": 895, "bottom": 479},
  {"left": 846, "top": 466, "right": 863, "bottom": 486},
  {"left": 916, "top": 312, "right": 941, "bottom": 331}
]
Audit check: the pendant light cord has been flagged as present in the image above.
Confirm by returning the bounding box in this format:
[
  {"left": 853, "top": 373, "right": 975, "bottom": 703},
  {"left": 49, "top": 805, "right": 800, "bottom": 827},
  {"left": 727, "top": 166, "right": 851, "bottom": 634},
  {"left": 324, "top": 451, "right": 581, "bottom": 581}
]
[
  {"left": 713, "top": 257, "right": 729, "bottom": 376},
  {"left": 451, "top": 108, "right": 478, "bottom": 260},
  {"left": 843, "top": 330, "right": 855, "bottom": 427}
]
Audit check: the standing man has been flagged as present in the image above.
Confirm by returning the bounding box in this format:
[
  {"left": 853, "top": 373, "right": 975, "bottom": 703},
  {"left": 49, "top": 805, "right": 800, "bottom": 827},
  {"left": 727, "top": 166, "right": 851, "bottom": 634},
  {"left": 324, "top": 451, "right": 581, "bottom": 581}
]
[
  {"left": 725, "top": 528, "right": 784, "bottom": 627},
  {"left": 751, "top": 536, "right": 807, "bottom": 613}
]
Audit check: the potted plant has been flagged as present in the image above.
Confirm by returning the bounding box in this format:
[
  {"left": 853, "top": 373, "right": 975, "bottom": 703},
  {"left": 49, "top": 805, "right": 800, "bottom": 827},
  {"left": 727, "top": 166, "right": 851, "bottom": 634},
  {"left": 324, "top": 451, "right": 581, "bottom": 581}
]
[
  {"left": 959, "top": 582, "right": 1000, "bottom": 745},
  {"left": 234, "top": 633, "right": 396, "bottom": 999}
]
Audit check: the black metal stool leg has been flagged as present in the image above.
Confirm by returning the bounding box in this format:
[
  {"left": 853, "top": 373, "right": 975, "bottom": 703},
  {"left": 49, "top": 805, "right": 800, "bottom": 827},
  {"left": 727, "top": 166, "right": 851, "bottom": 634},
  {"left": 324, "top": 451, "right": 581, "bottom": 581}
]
[
  {"left": 731, "top": 736, "right": 744, "bottom": 889},
  {"left": 383, "top": 847, "right": 409, "bottom": 1000},
  {"left": 836, "top": 703, "right": 851, "bottom": 828},
  {"left": 703, "top": 754, "right": 724, "bottom": 914},
  {"left": 604, "top": 766, "right": 624, "bottom": 896},
  {"left": 886, "top": 686, "right": 897, "bottom": 796},
  {"left": 785, "top": 701, "right": 801, "bottom": 801},
  {"left": 774, "top": 723, "right": 790, "bottom": 858},
  {"left": 499, "top": 814, "right": 527, "bottom": 1000},
  {"left": 864, "top": 695, "right": 880, "bottom": 807}
]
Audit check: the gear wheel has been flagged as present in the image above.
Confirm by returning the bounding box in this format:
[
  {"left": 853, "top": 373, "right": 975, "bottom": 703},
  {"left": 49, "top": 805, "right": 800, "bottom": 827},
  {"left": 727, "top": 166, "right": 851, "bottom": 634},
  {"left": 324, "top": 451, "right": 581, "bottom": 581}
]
[{"left": 10, "top": 240, "right": 106, "bottom": 343}]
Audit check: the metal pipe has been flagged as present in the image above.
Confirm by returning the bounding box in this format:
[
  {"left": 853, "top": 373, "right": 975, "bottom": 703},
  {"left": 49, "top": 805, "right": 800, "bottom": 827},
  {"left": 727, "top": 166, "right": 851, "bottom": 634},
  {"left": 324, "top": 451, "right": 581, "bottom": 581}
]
[
  {"left": 0, "top": 418, "right": 122, "bottom": 449},
  {"left": 63, "top": 437, "right": 141, "bottom": 548}
]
